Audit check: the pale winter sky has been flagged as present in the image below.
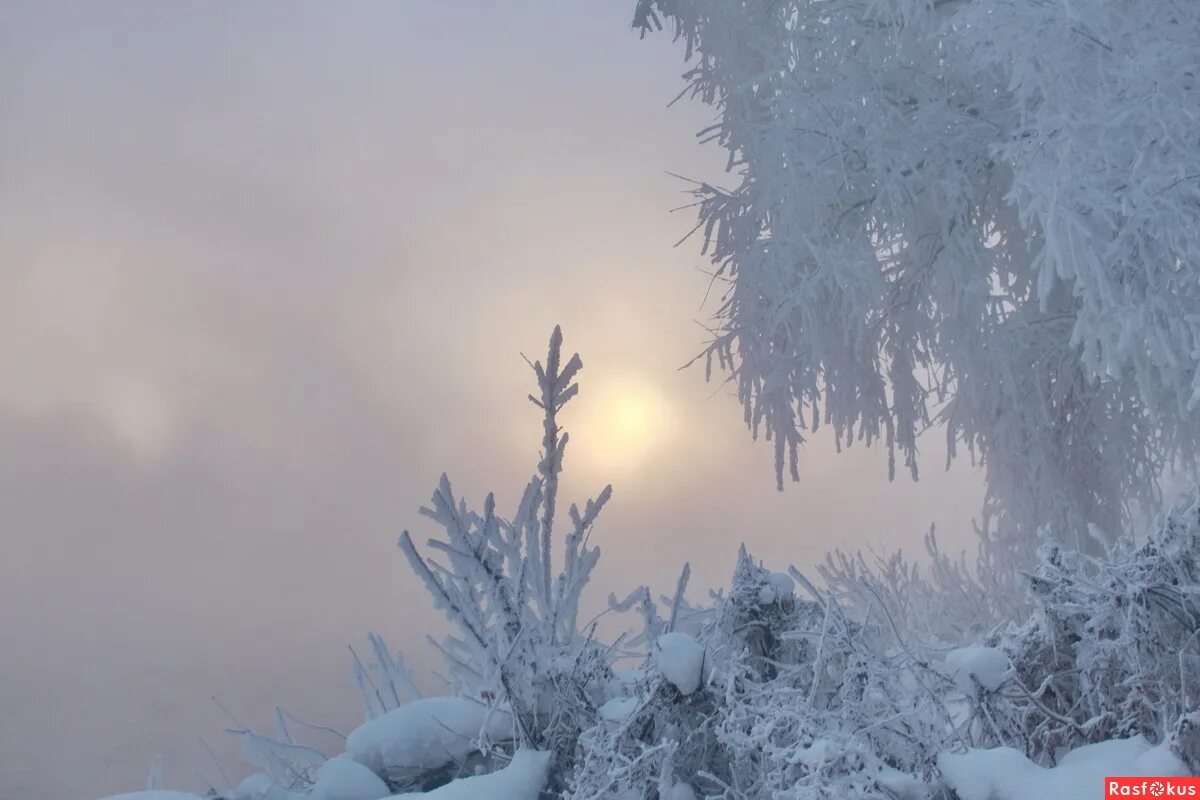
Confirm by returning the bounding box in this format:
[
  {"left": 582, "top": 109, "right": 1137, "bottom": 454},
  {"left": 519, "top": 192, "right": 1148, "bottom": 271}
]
[{"left": 0, "top": 3, "right": 985, "bottom": 798}]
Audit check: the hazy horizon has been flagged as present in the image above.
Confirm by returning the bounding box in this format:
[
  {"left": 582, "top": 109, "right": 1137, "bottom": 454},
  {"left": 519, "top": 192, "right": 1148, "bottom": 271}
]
[{"left": 0, "top": 3, "right": 985, "bottom": 798}]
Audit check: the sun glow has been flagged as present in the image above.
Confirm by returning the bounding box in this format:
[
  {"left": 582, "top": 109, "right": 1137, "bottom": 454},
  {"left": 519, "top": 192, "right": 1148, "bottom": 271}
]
[{"left": 573, "top": 376, "right": 676, "bottom": 475}]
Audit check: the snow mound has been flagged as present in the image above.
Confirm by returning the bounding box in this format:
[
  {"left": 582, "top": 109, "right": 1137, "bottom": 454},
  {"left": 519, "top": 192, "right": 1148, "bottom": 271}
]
[
  {"left": 938, "top": 737, "right": 1189, "bottom": 800},
  {"left": 346, "top": 697, "right": 513, "bottom": 775},
  {"left": 98, "top": 794, "right": 208, "bottom": 800},
  {"left": 598, "top": 696, "right": 640, "bottom": 725},
  {"left": 310, "top": 755, "right": 390, "bottom": 800},
  {"left": 386, "top": 748, "right": 551, "bottom": 800},
  {"left": 945, "top": 646, "right": 1009, "bottom": 694},
  {"left": 654, "top": 632, "right": 704, "bottom": 695}
]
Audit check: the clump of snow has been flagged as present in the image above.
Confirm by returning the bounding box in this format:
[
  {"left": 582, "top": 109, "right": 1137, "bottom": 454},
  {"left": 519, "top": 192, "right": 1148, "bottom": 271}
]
[
  {"left": 310, "top": 755, "right": 390, "bottom": 800},
  {"left": 654, "top": 632, "right": 704, "bottom": 695},
  {"left": 667, "top": 781, "right": 698, "bottom": 800},
  {"left": 945, "top": 646, "right": 1009, "bottom": 695},
  {"left": 876, "top": 764, "right": 930, "bottom": 800},
  {"left": 386, "top": 748, "right": 551, "bottom": 800},
  {"left": 346, "top": 697, "right": 512, "bottom": 775},
  {"left": 757, "top": 572, "right": 795, "bottom": 605},
  {"left": 939, "top": 737, "right": 1189, "bottom": 800},
  {"left": 598, "top": 697, "right": 640, "bottom": 725}
]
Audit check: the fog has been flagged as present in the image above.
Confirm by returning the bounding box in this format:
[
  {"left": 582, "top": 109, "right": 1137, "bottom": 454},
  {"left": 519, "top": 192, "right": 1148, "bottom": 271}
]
[{"left": 0, "top": 3, "right": 984, "bottom": 797}]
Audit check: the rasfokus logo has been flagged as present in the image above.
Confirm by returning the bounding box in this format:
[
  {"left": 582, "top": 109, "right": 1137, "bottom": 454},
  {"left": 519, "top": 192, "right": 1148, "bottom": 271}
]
[{"left": 1106, "top": 777, "right": 1200, "bottom": 798}]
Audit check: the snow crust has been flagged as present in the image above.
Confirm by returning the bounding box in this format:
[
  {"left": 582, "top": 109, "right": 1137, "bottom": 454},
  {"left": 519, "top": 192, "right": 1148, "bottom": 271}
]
[
  {"left": 98, "top": 793, "right": 208, "bottom": 800},
  {"left": 385, "top": 748, "right": 551, "bottom": 800},
  {"left": 939, "top": 737, "right": 1189, "bottom": 800},
  {"left": 346, "top": 697, "right": 512, "bottom": 774},
  {"left": 654, "top": 632, "right": 704, "bottom": 695},
  {"left": 945, "top": 646, "right": 1010, "bottom": 694}
]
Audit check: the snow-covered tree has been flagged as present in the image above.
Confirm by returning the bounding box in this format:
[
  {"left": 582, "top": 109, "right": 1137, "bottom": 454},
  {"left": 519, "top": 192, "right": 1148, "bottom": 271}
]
[
  {"left": 397, "top": 326, "right": 615, "bottom": 789},
  {"left": 635, "top": 0, "right": 1200, "bottom": 567}
]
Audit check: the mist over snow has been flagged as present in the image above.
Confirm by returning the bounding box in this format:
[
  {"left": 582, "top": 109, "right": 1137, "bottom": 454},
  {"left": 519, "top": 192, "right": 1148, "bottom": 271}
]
[{"left": 4, "top": 1, "right": 1199, "bottom": 799}]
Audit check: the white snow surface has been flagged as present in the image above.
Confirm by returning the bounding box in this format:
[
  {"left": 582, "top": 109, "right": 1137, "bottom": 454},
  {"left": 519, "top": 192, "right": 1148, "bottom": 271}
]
[
  {"left": 310, "top": 755, "right": 391, "bottom": 800},
  {"left": 346, "top": 697, "right": 513, "bottom": 774},
  {"left": 386, "top": 748, "right": 551, "bottom": 800},
  {"left": 938, "top": 737, "right": 1189, "bottom": 800},
  {"left": 98, "top": 794, "right": 207, "bottom": 800},
  {"left": 655, "top": 632, "right": 704, "bottom": 695},
  {"left": 945, "top": 646, "right": 1010, "bottom": 695}
]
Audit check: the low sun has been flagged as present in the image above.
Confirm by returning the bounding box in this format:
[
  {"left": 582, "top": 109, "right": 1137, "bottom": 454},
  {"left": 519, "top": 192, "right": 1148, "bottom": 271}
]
[{"left": 573, "top": 376, "right": 675, "bottom": 475}]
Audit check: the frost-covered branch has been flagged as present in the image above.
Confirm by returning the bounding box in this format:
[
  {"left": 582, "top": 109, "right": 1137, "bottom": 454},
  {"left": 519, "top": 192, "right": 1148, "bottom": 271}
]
[
  {"left": 636, "top": 0, "right": 1200, "bottom": 575},
  {"left": 397, "top": 326, "right": 613, "bottom": 775}
]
